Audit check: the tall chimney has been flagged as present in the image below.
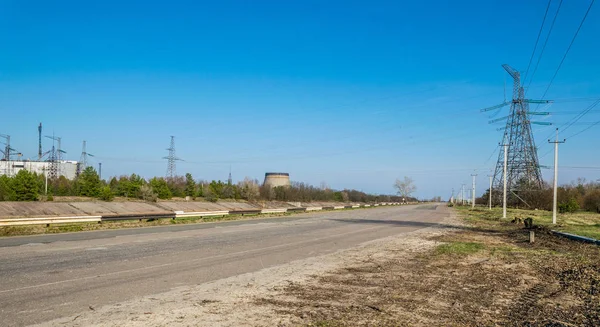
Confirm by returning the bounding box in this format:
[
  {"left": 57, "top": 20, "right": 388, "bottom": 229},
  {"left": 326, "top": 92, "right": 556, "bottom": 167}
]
[{"left": 38, "top": 123, "right": 42, "bottom": 160}]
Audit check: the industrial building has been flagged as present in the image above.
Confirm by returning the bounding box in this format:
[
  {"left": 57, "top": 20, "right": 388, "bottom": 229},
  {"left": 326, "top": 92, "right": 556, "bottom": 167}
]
[
  {"left": 263, "top": 172, "right": 291, "bottom": 187},
  {"left": 0, "top": 160, "right": 79, "bottom": 179},
  {"left": 1, "top": 123, "right": 82, "bottom": 180}
]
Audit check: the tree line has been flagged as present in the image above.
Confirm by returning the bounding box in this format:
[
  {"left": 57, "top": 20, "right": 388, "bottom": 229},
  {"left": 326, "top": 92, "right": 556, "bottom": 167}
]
[
  {"left": 0, "top": 167, "right": 409, "bottom": 203},
  {"left": 477, "top": 178, "right": 600, "bottom": 213}
]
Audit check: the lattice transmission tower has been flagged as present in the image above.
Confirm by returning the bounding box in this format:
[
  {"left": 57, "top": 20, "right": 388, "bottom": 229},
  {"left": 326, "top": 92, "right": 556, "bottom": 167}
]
[
  {"left": 45, "top": 135, "right": 65, "bottom": 179},
  {"left": 77, "top": 141, "right": 94, "bottom": 176},
  {"left": 163, "top": 136, "right": 181, "bottom": 179},
  {"left": 481, "top": 64, "right": 553, "bottom": 197}
]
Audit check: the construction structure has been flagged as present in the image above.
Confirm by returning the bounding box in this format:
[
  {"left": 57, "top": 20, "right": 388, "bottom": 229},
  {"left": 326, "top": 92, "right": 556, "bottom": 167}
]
[
  {"left": 263, "top": 172, "right": 291, "bottom": 188},
  {"left": 481, "top": 64, "right": 552, "bottom": 201}
]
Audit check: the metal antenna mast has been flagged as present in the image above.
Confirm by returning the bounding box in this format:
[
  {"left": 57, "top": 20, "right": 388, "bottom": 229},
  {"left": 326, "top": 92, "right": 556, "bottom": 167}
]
[
  {"left": 228, "top": 165, "right": 232, "bottom": 185},
  {"left": 481, "top": 64, "right": 553, "bottom": 201},
  {"left": 38, "top": 123, "right": 43, "bottom": 160},
  {"left": 163, "top": 136, "right": 181, "bottom": 179}
]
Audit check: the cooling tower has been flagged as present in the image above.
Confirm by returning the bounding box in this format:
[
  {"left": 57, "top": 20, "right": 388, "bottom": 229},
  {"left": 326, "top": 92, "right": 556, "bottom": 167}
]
[{"left": 263, "top": 172, "right": 291, "bottom": 188}]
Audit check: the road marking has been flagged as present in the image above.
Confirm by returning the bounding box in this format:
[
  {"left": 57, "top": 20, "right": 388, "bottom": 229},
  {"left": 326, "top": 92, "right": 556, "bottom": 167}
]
[{"left": 0, "top": 224, "right": 388, "bottom": 294}]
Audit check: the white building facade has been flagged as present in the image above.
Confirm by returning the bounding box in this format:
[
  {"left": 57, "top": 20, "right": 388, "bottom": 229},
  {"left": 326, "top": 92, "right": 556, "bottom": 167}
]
[{"left": 0, "top": 160, "right": 79, "bottom": 180}]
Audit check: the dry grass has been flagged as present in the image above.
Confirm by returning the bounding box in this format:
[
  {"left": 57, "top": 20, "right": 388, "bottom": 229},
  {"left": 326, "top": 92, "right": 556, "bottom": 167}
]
[{"left": 456, "top": 205, "right": 600, "bottom": 240}]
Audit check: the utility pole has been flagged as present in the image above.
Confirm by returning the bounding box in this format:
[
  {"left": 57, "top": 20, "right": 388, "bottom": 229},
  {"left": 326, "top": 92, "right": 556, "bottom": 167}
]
[
  {"left": 549, "top": 128, "right": 565, "bottom": 225},
  {"left": 461, "top": 183, "right": 465, "bottom": 206},
  {"left": 451, "top": 188, "right": 455, "bottom": 203},
  {"left": 488, "top": 174, "right": 493, "bottom": 210},
  {"left": 99, "top": 163, "right": 102, "bottom": 180},
  {"left": 471, "top": 173, "right": 477, "bottom": 209},
  {"left": 502, "top": 143, "right": 508, "bottom": 219}
]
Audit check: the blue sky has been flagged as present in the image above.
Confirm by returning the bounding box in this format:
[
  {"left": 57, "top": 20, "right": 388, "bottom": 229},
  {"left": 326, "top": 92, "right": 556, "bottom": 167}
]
[{"left": 1, "top": 0, "right": 599, "bottom": 199}]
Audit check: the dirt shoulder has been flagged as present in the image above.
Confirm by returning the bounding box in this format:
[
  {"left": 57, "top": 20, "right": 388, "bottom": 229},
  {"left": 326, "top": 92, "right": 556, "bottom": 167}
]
[
  {"left": 36, "top": 205, "right": 600, "bottom": 327},
  {"left": 259, "top": 206, "right": 600, "bottom": 327}
]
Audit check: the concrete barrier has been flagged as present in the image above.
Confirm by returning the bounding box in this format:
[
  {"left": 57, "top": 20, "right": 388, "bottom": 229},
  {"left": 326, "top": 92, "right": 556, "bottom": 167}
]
[
  {"left": 552, "top": 230, "right": 600, "bottom": 245},
  {"left": 102, "top": 213, "right": 174, "bottom": 221},
  {"left": 175, "top": 210, "right": 229, "bottom": 218},
  {"left": 0, "top": 215, "right": 102, "bottom": 226},
  {"left": 305, "top": 207, "right": 323, "bottom": 211},
  {"left": 286, "top": 207, "right": 307, "bottom": 212},
  {"left": 260, "top": 208, "right": 288, "bottom": 214},
  {"left": 0, "top": 202, "right": 397, "bottom": 227},
  {"left": 229, "top": 209, "right": 262, "bottom": 215}
]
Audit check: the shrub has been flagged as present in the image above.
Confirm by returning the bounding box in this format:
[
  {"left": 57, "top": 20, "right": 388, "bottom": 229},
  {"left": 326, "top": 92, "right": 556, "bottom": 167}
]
[
  {"left": 558, "top": 198, "right": 579, "bottom": 213},
  {"left": 98, "top": 186, "right": 114, "bottom": 202},
  {"left": 140, "top": 185, "right": 157, "bottom": 202},
  {"left": 583, "top": 190, "right": 600, "bottom": 213}
]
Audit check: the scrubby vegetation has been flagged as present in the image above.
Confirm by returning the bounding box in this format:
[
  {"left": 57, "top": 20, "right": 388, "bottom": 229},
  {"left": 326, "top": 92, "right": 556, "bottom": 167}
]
[
  {"left": 477, "top": 178, "right": 600, "bottom": 214},
  {"left": 0, "top": 168, "right": 408, "bottom": 203}
]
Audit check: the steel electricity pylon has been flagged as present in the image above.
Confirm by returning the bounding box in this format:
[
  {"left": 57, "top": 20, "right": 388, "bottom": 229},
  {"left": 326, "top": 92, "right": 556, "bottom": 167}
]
[
  {"left": 163, "top": 136, "right": 182, "bottom": 179},
  {"left": 45, "top": 135, "right": 66, "bottom": 179},
  {"left": 77, "top": 141, "right": 94, "bottom": 176},
  {"left": 481, "top": 64, "right": 553, "bottom": 200}
]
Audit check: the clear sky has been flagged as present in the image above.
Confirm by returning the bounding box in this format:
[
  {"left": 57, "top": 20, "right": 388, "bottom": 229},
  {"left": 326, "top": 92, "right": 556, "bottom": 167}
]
[{"left": 1, "top": 0, "right": 599, "bottom": 199}]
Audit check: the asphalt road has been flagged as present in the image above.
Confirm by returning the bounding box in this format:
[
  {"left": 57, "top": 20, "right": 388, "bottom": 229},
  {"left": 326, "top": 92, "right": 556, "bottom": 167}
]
[{"left": 0, "top": 204, "right": 448, "bottom": 326}]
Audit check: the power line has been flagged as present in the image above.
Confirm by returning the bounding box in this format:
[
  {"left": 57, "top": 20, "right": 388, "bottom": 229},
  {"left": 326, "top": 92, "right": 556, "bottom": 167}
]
[
  {"left": 525, "top": 0, "right": 564, "bottom": 93},
  {"left": 524, "top": 0, "right": 553, "bottom": 82},
  {"left": 560, "top": 98, "right": 600, "bottom": 134},
  {"left": 536, "top": 0, "right": 596, "bottom": 102},
  {"left": 564, "top": 119, "right": 600, "bottom": 139}
]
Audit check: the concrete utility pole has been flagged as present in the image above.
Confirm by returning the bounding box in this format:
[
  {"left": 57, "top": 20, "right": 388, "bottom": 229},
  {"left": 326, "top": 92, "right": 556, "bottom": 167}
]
[
  {"left": 548, "top": 128, "right": 565, "bottom": 225},
  {"left": 502, "top": 144, "right": 508, "bottom": 219},
  {"left": 488, "top": 174, "right": 493, "bottom": 210},
  {"left": 471, "top": 173, "right": 477, "bottom": 209},
  {"left": 98, "top": 163, "right": 102, "bottom": 180},
  {"left": 461, "top": 184, "right": 465, "bottom": 206}
]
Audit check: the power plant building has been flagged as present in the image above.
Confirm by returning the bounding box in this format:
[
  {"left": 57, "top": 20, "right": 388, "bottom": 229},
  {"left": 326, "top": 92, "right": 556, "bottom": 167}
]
[
  {"left": 0, "top": 160, "right": 79, "bottom": 180},
  {"left": 263, "top": 172, "right": 291, "bottom": 187}
]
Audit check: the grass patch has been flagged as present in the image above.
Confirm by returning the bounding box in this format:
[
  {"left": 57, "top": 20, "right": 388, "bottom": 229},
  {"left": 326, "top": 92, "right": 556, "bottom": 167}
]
[
  {"left": 435, "top": 241, "right": 484, "bottom": 255},
  {"left": 454, "top": 205, "right": 600, "bottom": 240}
]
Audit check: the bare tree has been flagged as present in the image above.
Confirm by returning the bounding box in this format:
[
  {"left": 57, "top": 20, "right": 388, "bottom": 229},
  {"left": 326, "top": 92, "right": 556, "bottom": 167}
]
[
  {"left": 238, "top": 177, "right": 260, "bottom": 201},
  {"left": 394, "top": 176, "right": 416, "bottom": 202}
]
